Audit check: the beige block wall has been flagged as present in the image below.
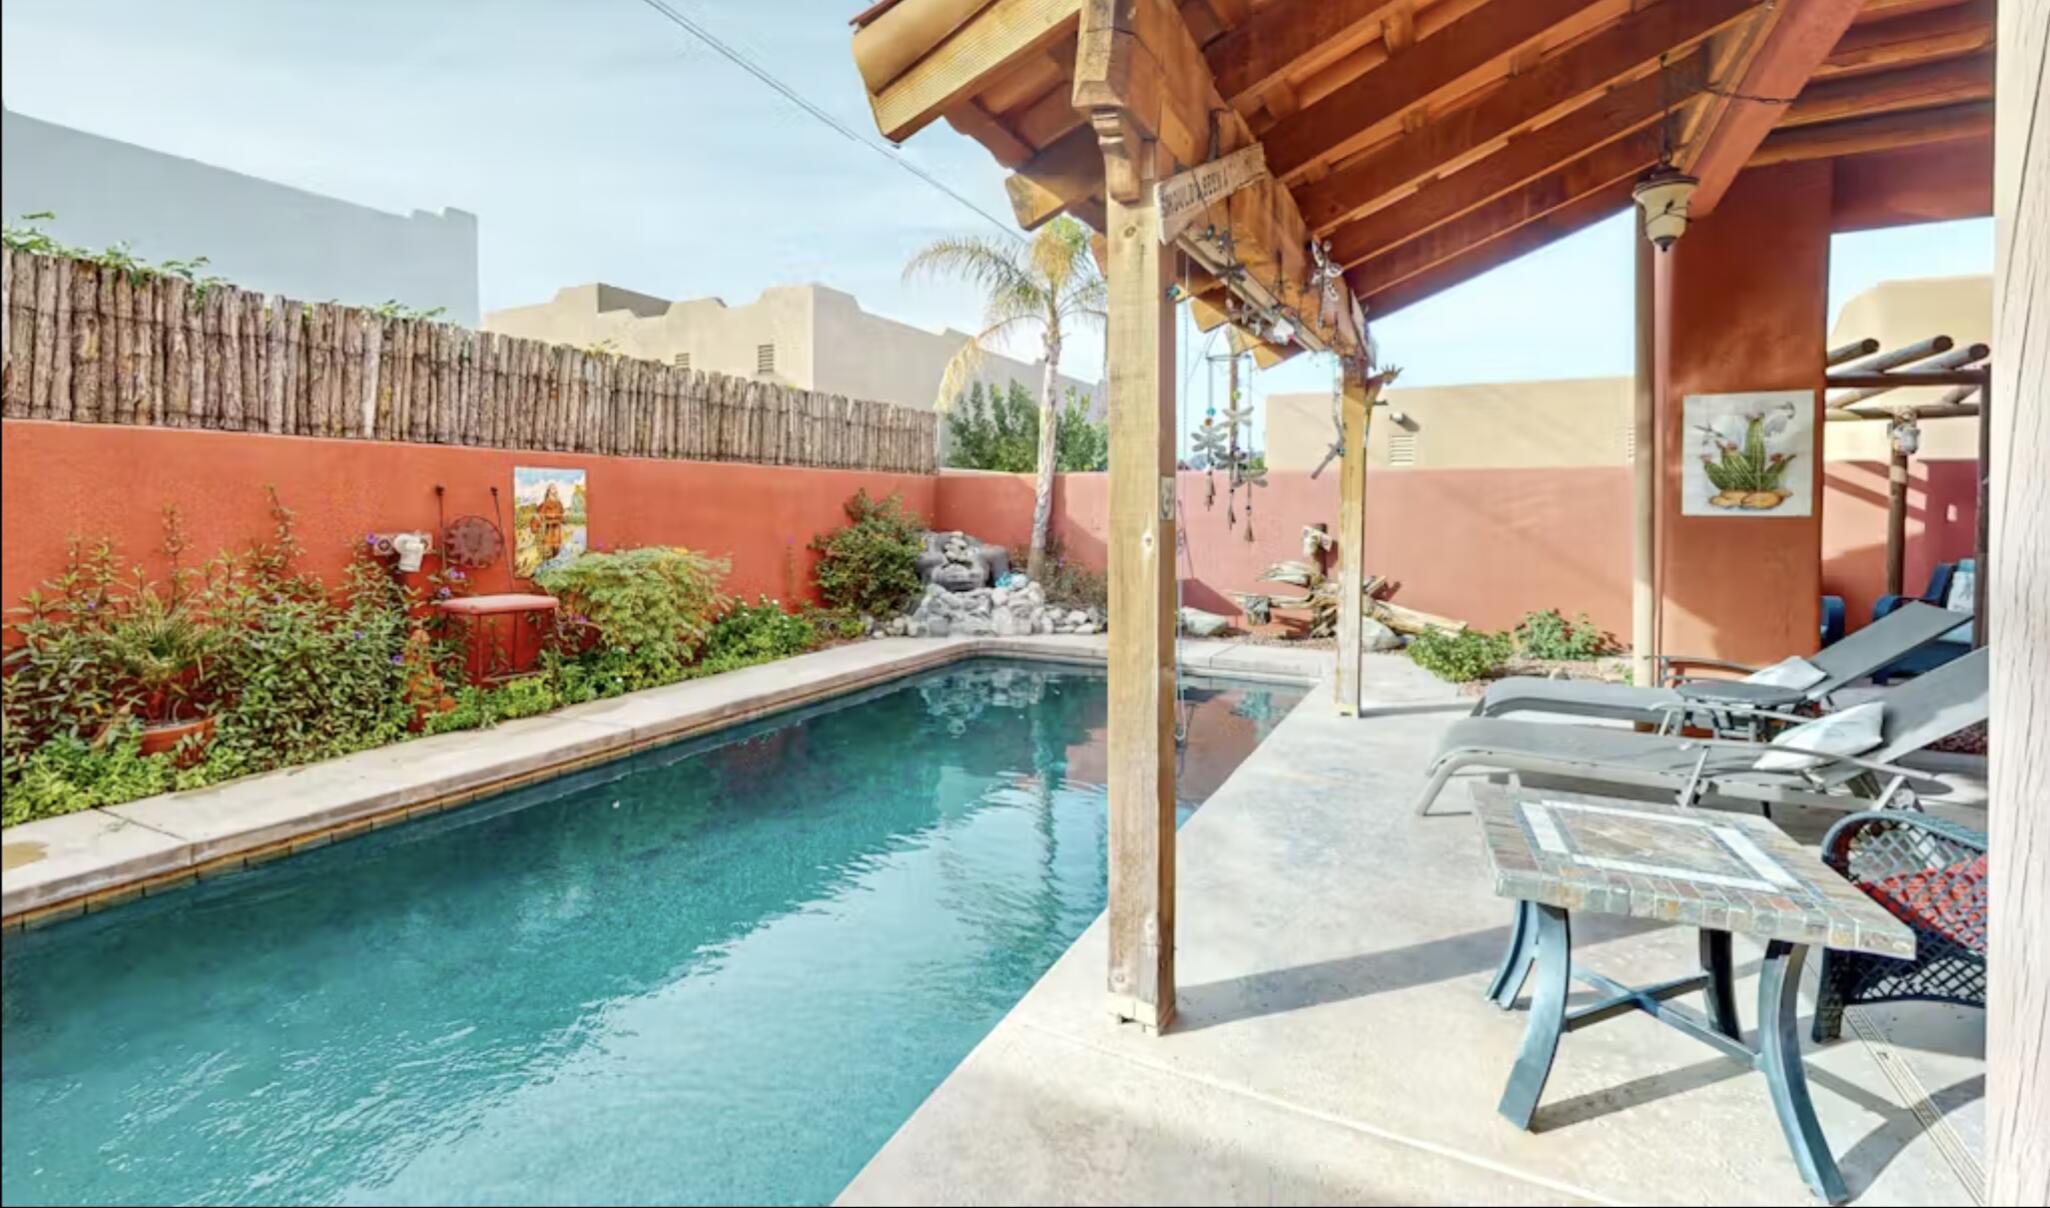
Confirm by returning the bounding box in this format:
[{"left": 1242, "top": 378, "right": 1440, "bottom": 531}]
[
  {"left": 1264, "top": 375, "right": 1634, "bottom": 470},
  {"left": 483, "top": 282, "right": 1100, "bottom": 420}
]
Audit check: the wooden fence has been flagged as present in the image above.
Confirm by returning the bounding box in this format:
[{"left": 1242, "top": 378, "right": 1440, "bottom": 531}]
[{"left": 0, "top": 250, "right": 938, "bottom": 473}]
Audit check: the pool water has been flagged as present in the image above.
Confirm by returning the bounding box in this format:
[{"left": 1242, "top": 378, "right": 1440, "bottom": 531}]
[{"left": 2, "top": 660, "right": 1302, "bottom": 1206}]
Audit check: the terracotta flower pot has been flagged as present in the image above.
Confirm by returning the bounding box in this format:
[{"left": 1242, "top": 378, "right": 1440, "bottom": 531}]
[{"left": 138, "top": 714, "right": 216, "bottom": 760}]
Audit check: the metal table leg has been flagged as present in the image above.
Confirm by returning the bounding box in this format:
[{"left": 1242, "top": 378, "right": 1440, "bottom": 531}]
[
  {"left": 1757, "top": 940, "right": 1847, "bottom": 1205},
  {"left": 1487, "top": 900, "right": 1536, "bottom": 1009},
  {"left": 1699, "top": 928, "right": 1741, "bottom": 1038},
  {"left": 1498, "top": 903, "right": 1570, "bottom": 1129}
]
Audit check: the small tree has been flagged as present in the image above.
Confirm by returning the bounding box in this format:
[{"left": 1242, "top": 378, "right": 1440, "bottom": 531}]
[
  {"left": 905, "top": 216, "right": 1105, "bottom": 581},
  {"left": 946, "top": 382, "right": 1106, "bottom": 474}
]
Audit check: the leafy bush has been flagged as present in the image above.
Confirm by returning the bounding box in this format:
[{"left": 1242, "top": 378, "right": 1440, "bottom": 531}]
[
  {"left": 1408, "top": 629, "right": 1515, "bottom": 683},
  {"left": 1008, "top": 534, "right": 1105, "bottom": 611},
  {"left": 538, "top": 547, "right": 730, "bottom": 690},
  {"left": 1513, "top": 609, "right": 1608, "bottom": 661},
  {"left": 2, "top": 726, "right": 177, "bottom": 827},
  {"left": 810, "top": 491, "right": 926, "bottom": 618},
  {"left": 700, "top": 597, "right": 819, "bottom": 669},
  {"left": 422, "top": 677, "right": 561, "bottom": 736},
  {"left": 945, "top": 382, "right": 1107, "bottom": 473}
]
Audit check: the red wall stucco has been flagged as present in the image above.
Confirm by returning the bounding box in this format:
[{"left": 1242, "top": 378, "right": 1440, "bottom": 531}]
[
  {"left": 0, "top": 420, "right": 937, "bottom": 611},
  {"left": 1820, "top": 457, "right": 1982, "bottom": 626},
  {"left": 934, "top": 467, "right": 1639, "bottom": 638}
]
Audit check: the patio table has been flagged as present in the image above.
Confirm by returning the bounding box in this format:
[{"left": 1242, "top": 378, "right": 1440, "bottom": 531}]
[{"left": 1471, "top": 783, "right": 1915, "bottom": 1205}]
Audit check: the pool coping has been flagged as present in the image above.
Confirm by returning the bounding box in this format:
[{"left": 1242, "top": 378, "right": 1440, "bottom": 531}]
[{"left": 1, "top": 635, "right": 1329, "bottom": 930}]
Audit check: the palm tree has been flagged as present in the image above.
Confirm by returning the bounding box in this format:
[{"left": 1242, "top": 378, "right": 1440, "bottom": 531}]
[{"left": 906, "top": 216, "right": 1105, "bottom": 583}]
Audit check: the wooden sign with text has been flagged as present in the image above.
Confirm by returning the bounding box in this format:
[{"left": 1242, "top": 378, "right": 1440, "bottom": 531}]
[{"left": 1156, "top": 145, "right": 1269, "bottom": 242}]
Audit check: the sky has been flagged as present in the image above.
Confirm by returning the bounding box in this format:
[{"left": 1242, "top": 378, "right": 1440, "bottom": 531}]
[{"left": 1, "top": 0, "right": 1994, "bottom": 444}]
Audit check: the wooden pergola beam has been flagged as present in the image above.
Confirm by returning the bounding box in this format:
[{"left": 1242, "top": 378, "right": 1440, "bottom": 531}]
[
  {"left": 1361, "top": 179, "right": 1634, "bottom": 319},
  {"left": 1814, "top": 0, "right": 1994, "bottom": 80},
  {"left": 1780, "top": 51, "right": 1993, "bottom": 127},
  {"left": 1262, "top": 0, "right": 1594, "bottom": 179},
  {"left": 1683, "top": 0, "right": 1865, "bottom": 215},
  {"left": 862, "top": 0, "right": 1083, "bottom": 142},
  {"left": 1325, "top": 58, "right": 1705, "bottom": 269},
  {"left": 1004, "top": 123, "right": 1105, "bottom": 228},
  {"left": 1295, "top": 0, "right": 1754, "bottom": 234},
  {"left": 1749, "top": 101, "right": 1993, "bottom": 167},
  {"left": 1344, "top": 125, "right": 1659, "bottom": 298},
  {"left": 1203, "top": 0, "right": 1407, "bottom": 105}
]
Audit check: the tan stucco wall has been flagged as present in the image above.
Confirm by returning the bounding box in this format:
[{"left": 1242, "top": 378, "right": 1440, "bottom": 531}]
[
  {"left": 1265, "top": 375, "right": 1633, "bottom": 471},
  {"left": 1823, "top": 274, "right": 1989, "bottom": 461},
  {"left": 484, "top": 282, "right": 1100, "bottom": 419}
]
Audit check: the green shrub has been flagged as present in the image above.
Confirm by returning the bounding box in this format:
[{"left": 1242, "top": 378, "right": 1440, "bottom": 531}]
[
  {"left": 422, "top": 677, "right": 561, "bottom": 736},
  {"left": 809, "top": 491, "right": 925, "bottom": 618},
  {"left": 2, "top": 725, "right": 177, "bottom": 827},
  {"left": 1408, "top": 629, "right": 1515, "bottom": 683},
  {"left": 1512, "top": 609, "right": 1608, "bottom": 661},
  {"left": 700, "top": 596, "right": 819, "bottom": 669},
  {"left": 538, "top": 547, "right": 731, "bottom": 690}
]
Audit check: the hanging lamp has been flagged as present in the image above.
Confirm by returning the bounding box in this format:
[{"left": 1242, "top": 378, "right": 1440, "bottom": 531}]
[{"left": 1633, "top": 55, "right": 1699, "bottom": 252}]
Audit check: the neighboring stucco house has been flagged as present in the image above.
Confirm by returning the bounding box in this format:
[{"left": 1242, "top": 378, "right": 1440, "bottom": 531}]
[
  {"left": 1263, "top": 275, "right": 1990, "bottom": 471},
  {"left": 484, "top": 282, "right": 1102, "bottom": 423},
  {"left": 1, "top": 106, "right": 479, "bottom": 326}
]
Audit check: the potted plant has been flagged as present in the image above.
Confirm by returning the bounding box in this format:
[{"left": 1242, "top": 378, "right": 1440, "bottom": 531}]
[{"left": 102, "top": 592, "right": 224, "bottom": 759}]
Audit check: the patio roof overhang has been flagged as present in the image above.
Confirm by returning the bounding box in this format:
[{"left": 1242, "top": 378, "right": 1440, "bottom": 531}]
[{"left": 851, "top": 0, "right": 1993, "bottom": 344}]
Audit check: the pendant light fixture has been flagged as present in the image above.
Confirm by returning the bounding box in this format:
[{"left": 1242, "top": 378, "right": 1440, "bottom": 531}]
[{"left": 1633, "top": 55, "right": 1699, "bottom": 252}]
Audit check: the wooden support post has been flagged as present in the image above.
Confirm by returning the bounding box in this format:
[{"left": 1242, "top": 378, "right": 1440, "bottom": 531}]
[
  {"left": 1972, "top": 375, "right": 1989, "bottom": 646},
  {"left": 1102, "top": 127, "right": 1178, "bottom": 1033},
  {"left": 1886, "top": 437, "right": 1909, "bottom": 597},
  {"left": 1631, "top": 219, "right": 1657, "bottom": 687},
  {"left": 1334, "top": 361, "right": 1373, "bottom": 715},
  {"left": 1987, "top": 0, "right": 2048, "bottom": 1199}
]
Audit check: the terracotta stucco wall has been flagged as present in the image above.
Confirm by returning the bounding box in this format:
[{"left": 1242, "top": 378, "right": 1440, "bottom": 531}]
[
  {"left": 0, "top": 421, "right": 936, "bottom": 613},
  {"left": 1820, "top": 456, "right": 1982, "bottom": 627},
  {"left": 1657, "top": 162, "right": 1833, "bottom": 664},
  {"left": 934, "top": 467, "right": 1638, "bottom": 638}
]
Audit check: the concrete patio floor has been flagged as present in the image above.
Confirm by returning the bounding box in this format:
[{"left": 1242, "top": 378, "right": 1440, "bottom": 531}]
[{"left": 838, "top": 653, "right": 1987, "bottom": 1206}]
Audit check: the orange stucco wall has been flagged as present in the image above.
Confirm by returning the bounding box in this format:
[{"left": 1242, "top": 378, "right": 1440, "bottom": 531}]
[
  {"left": 934, "top": 467, "right": 1639, "bottom": 638},
  {"left": 0, "top": 420, "right": 937, "bottom": 611},
  {"left": 1657, "top": 162, "right": 1832, "bottom": 664},
  {"left": 1820, "top": 457, "right": 1981, "bottom": 626}
]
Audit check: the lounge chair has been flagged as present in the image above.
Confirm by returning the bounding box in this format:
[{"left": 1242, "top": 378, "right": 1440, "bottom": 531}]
[
  {"left": 1412, "top": 648, "right": 1987, "bottom": 817},
  {"left": 1472, "top": 601, "right": 1968, "bottom": 729},
  {"left": 1871, "top": 558, "right": 1976, "bottom": 683}
]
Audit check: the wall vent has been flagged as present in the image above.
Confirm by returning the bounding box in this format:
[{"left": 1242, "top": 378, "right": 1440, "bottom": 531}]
[
  {"left": 756, "top": 344, "right": 775, "bottom": 376},
  {"left": 673, "top": 352, "right": 691, "bottom": 371},
  {"left": 1622, "top": 422, "right": 1636, "bottom": 462},
  {"left": 1388, "top": 430, "right": 1418, "bottom": 466}
]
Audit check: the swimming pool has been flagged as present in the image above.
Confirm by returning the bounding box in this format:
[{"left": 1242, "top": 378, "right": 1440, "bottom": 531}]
[{"left": 2, "top": 659, "right": 1302, "bottom": 1206}]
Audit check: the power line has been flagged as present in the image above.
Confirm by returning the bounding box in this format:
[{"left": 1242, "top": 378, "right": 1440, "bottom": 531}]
[{"left": 634, "top": 0, "right": 1026, "bottom": 242}]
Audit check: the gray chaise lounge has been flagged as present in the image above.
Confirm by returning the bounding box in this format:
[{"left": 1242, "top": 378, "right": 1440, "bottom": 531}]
[
  {"left": 1474, "top": 601, "right": 1969, "bottom": 729},
  {"left": 1413, "top": 648, "right": 1988, "bottom": 816}
]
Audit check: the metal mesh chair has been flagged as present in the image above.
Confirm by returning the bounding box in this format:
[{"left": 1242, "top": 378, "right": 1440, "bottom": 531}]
[{"left": 1811, "top": 810, "right": 1988, "bottom": 1042}]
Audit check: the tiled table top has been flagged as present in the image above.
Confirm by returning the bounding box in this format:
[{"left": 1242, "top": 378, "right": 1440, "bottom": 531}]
[{"left": 1472, "top": 784, "right": 1915, "bottom": 959}]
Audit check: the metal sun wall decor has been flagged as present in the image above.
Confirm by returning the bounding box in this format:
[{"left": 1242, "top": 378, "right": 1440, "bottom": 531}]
[{"left": 1681, "top": 392, "right": 1815, "bottom": 517}]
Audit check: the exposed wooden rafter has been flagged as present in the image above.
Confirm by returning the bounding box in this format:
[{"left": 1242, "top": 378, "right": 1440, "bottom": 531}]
[
  {"left": 861, "top": 0, "right": 1083, "bottom": 142},
  {"left": 1296, "top": 0, "right": 1753, "bottom": 234},
  {"left": 1813, "top": 0, "right": 1994, "bottom": 80},
  {"left": 1202, "top": 0, "right": 1407, "bottom": 105},
  {"left": 1749, "top": 99, "right": 1993, "bottom": 166},
  {"left": 1781, "top": 52, "right": 1993, "bottom": 126}
]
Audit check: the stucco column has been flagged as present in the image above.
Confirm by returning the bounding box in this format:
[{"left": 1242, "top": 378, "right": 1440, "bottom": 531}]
[{"left": 1655, "top": 161, "right": 1833, "bottom": 665}]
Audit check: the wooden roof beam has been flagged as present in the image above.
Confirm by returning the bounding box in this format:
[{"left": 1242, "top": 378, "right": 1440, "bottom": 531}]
[
  {"left": 1343, "top": 125, "right": 1661, "bottom": 298},
  {"left": 863, "top": 0, "right": 1083, "bottom": 142},
  {"left": 1262, "top": 0, "right": 1598, "bottom": 179},
  {"left": 1780, "top": 52, "right": 1993, "bottom": 127},
  {"left": 1324, "top": 56, "right": 1707, "bottom": 269},
  {"left": 1004, "top": 123, "right": 1104, "bottom": 228},
  {"left": 1813, "top": 0, "right": 1994, "bottom": 80},
  {"left": 1682, "top": 0, "right": 1865, "bottom": 215},
  {"left": 1361, "top": 179, "right": 1635, "bottom": 318},
  {"left": 1203, "top": 0, "right": 1407, "bottom": 105},
  {"left": 1296, "top": 0, "right": 1755, "bottom": 234},
  {"left": 1749, "top": 100, "right": 1993, "bottom": 167}
]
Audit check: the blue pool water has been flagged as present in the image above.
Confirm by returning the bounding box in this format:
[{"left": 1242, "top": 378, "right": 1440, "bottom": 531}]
[{"left": 2, "top": 660, "right": 1301, "bottom": 1206}]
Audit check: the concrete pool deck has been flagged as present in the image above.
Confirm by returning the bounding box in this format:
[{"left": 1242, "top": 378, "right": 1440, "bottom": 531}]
[
  {"left": 1, "top": 635, "right": 1329, "bottom": 927},
  {"left": 837, "top": 657, "right": 1988, "bottom": 1207}
]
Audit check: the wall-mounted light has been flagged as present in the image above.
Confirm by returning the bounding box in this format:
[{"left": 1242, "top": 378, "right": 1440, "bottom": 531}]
[{"left": 1889, "top": 414, "right": 1922, "bottom": 456}]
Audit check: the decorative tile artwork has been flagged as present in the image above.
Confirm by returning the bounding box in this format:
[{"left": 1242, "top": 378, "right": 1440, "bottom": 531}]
[
  {"left": 1681, "top": 391, "right": 1815, "bottom": 517},
  {"left": 512, "top": 466, "right": 588, "bottom": 579}
]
